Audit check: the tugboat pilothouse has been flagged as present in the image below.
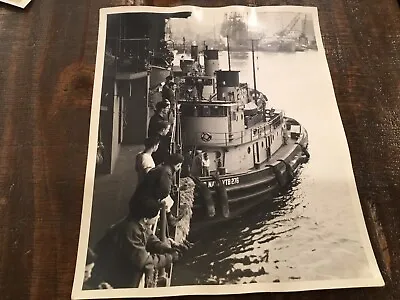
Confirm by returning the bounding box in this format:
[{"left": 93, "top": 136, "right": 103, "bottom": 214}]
[{"left": 174, "top": 44, "right": 310, "bottom": 226}]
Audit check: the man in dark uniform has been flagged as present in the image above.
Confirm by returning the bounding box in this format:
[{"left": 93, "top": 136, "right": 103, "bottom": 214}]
[
  {"left": 162, "top": 76, "right": 175, "bottom": 104},
  {"left": 130, "top": 153, "right": 187, "bottom": 227},
  {"left": 148, "top": 101, "right": 171, "bottom": 138},
  {"left": 196, "top": 78, "right": 204, "bottom": 100},
  {"left": 91, "top": 199, "right": 181, "bottom": 289},
  {"left": 148, "top": 100, "right": 174, "bottom": 165},
  {"left": 149, "top": 120, "right": 171, "bottom": 166}
]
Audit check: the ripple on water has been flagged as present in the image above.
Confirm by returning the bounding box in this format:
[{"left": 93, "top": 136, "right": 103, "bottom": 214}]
[{"left": 172, "top": 52, "right": 371, "bottom": 286}]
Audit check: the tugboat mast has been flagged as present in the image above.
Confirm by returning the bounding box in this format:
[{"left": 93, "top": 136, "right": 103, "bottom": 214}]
[
  {"left": 251, "top": 39, "right": 257, "bottom": 94},
  {"left": 226, "top": 35, "right": 231, "bottom": 71}
]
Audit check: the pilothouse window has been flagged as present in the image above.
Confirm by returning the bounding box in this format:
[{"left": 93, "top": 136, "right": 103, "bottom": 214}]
[{"left": 181, "top": 105, "right": 227, "bottom": 117}]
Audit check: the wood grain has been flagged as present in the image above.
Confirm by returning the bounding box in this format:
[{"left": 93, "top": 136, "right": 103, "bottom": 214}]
[{"left": 0, "top": 0, "right": 399, "bottom": 299}]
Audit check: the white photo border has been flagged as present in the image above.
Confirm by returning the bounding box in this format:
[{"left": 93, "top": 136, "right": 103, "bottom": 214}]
[
  {"left": 71, "top": 5, "right": 384, "bottom": 299},
  {"left": 1, "top": 0, "right": 32, "bottom": 9}
]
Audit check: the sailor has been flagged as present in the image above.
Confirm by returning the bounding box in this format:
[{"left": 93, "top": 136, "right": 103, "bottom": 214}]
[
  {"left": 191, "top": 83, "right": 198, "bottom": 101},
  {"left": 181, "top": 150, "right": 192, "bottom": 178},
  {"left": 149, "top": 120, "right": 171, "bottom": 166},
  {"left": 191, "top": 150, "right": 203, "bottom": 177},
  {"left": 91, "top": 200, "right": 181, "bottom": 289},
  {"left": 135, "top": 136, "right": 160, "bottom": 184},
  {"left": 130, "top": 153, "right": 188, "bottom": 227},
  {"left": 148, "top": 101, "right": 171, "bottom": 138},
  {"left": 196, "top": 78, "right": 204, "bottom": 100},
  {"left": 202, "top": 152, "right": 210, "bottom": 176},
  {"left": 162, "top": 75, "right": 175, "bottom": 104},
  {"left": 148, "top": 100, "right": 173, "bottom": 166},
  {"left": 282, "top": 124, "right": 289, "bottom": 145}
]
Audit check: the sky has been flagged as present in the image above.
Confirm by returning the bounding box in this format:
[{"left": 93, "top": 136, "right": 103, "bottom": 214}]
[{"left": 168, "top": 7, "right": 316, "bottom": 42}]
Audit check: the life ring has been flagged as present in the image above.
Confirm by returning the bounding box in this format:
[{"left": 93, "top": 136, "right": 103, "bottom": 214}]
[{"left": 201, "top": 132, "right": 212, "bottom": 142}]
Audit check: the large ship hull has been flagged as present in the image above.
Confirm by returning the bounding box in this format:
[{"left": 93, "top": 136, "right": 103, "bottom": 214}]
[
  {"left": 258, "top": 39, "right": 297, "bottom": 53},
  {"left": 188, "top": 119, "right": 309, "bottom": 234}
]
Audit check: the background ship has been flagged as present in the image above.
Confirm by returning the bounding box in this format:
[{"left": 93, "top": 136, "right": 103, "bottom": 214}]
[
  {"left": 259, "top": 13, "right": 318, "bottom": 52},
  {"left": 220, "top": 12, "right": 251, "bottom": 52}
]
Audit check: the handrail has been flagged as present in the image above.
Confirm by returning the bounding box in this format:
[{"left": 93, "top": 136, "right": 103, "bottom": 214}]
[
  {"left": 167, "top": 98, "right": 183, "bottom": 288},
  {"left": 182, "top": 122, "right": 283, "bottom": 146},
  {"left": 138, "top": 213, "right": 159, "bottom": 288},
  {"left": 139, "top": 100, "right": 179, "bottom": 289},
  {"left": 180, "top": 113, "right": 282, "bottom": 135}
]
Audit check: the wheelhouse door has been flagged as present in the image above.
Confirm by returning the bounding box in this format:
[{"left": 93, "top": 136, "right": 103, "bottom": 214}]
[
  {"left": 252, "top": 142, "right": 260, "bottom": 166},
  {"left": 266, "top": 137, "right": 271, "bottom": 160},
  {"left": 227, "top": 107, "right": 232, "bottom": 140}
]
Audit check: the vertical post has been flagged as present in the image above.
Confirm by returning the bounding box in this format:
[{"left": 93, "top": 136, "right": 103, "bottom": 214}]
[
  {"left": 262, "top": 99, "right": 266, "bottom": 122},
  {"left": 226, "top": 35, "right": 231, "bottom": 71},
  {"left": 158, "top": 204, "right": 167, "bottom": 285},
  {"left": 116, "top": 16, "right": 122, "bottom": 75},
  {"left": 159, "top": 205, "right": 167, "bottom": 242},
  {"left": 251, "top": 39, "right": 257, "bottom": 94}
]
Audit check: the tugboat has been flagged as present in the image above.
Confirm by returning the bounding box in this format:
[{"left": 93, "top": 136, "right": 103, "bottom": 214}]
[{"left": 173, "top": 40, "right": 310, "bottom": 229}]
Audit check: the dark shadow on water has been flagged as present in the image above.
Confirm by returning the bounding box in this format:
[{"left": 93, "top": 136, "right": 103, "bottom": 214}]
[{"left": 172, "top": 167, "right": 306, "bottom": 286}]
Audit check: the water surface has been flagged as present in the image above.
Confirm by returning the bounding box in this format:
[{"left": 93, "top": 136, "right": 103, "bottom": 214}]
[{"left": 173, "top": 50, "right": 371, "bottom": 285}]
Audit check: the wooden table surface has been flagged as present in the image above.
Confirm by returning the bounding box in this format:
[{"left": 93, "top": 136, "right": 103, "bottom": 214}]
[{"left": 0, "top": 0, "right": 399, "bottom": 299}]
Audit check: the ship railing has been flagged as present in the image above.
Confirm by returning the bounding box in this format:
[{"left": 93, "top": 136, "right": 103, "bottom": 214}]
[
  {"left": 183, "top": 125, "right": 272, "bottom": 146},
  {"left": 245, "top": 113, "right": 264, "bottom": 128},
  {"left": 138, "top": 103, "right": 180, "bottom": 289},
  {"left": 269, "top": 113, "right": 283, "bottom": 129},
  {"left": 138, "top": 213, "right": 161, "bottom": 288},
  {"left": 182, "top": 112, "right": 283, "bottom": 146}
]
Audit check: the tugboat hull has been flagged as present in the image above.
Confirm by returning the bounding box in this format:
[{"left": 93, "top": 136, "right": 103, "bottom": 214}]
[{"left": 189, "top": 122, "right": 309, "bottom": 232}]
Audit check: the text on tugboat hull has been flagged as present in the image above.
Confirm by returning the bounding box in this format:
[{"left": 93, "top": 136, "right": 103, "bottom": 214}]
[{"left": 206, "top": 177, "right": 240, "bottom": 188}]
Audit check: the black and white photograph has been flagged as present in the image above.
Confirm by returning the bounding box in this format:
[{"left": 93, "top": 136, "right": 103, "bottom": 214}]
[{"left": 72, "top": 5, "right": 384, "bottom": 299}]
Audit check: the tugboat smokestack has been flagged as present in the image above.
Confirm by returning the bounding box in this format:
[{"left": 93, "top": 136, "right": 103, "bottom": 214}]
[
  {"left": 204, "top": 49, "right": 219, "bottom": 76},
  {"left": 191, "top": 45, "right": 199, "bottom": 61}
]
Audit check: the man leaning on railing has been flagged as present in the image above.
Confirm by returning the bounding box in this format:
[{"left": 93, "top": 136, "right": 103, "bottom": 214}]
[
  {"left": 129, "top": 153, "right": 188, "bottom": 227},
  {"left": 90, "top": 199, "right": 182, "bottom": 289}
]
